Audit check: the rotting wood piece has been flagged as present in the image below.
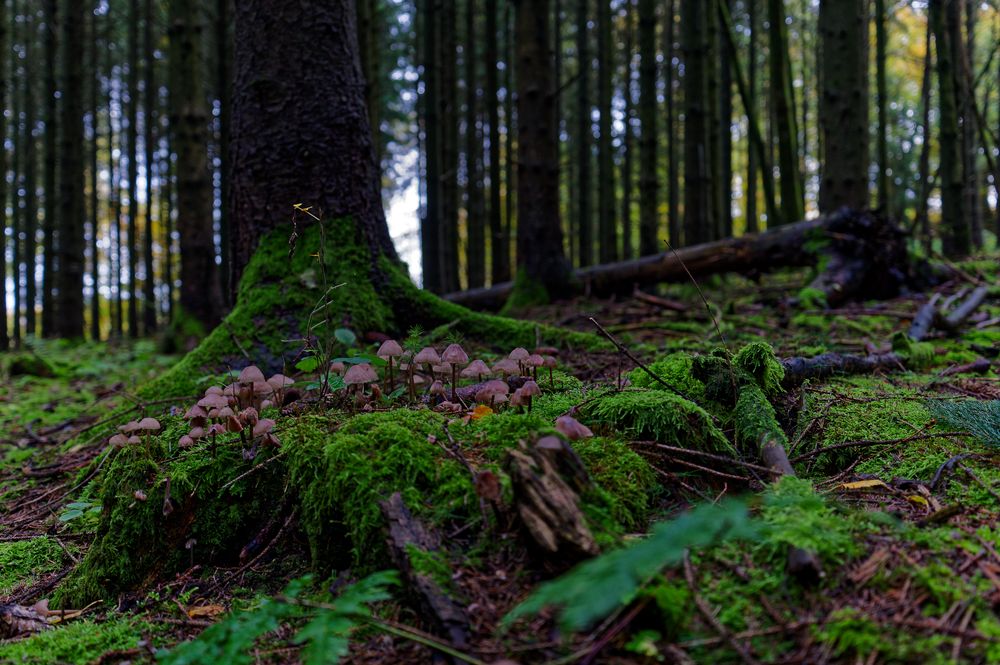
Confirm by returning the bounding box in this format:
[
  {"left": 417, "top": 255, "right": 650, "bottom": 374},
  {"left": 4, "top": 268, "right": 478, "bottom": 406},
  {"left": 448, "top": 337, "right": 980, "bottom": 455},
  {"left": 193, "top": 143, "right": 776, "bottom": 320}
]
[
  {"left": 504, "top": 441, "right": 599, "bottom": 562},
  {"left": 0, "top": 604, "right": 50, "bottom": 640},
  {"left": 379, "top": 492, "right": 470, "bottom": 658},
  {"left": 445, "top": 209, "right": 921, "bottom": 309}
]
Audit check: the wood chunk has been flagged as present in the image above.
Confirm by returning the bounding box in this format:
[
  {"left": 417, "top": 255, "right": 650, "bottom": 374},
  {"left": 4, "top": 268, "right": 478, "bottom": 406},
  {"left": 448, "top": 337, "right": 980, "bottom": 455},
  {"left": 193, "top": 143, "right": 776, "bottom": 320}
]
[{"left": 0, "top": 604, "right": 50, "bottom": 640}]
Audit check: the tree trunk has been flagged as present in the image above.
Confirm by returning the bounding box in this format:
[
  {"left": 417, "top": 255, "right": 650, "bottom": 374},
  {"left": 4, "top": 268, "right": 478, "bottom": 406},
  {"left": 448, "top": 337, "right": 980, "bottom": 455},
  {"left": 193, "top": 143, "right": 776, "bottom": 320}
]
[
  {"left": 465, "top": 0, "right": 485, "bottom": 288},
  {"left": 719, "top": 0, "right": 734, "bottom": 238},
  {"left": 106, "top": 7, "right": 124, "bottom": 338},
  {"left": 575, "top": 0, "right": 593, "bottom": 266},
  {"left": 620, "top": 3, "right": 634, "bottom": 261},
  {"left": 23, "top": 7, "right": 38, "bottom": 337},
  {"left": 56, "top": 0, "right": 86, "bottom": 338},
  {"left": 875, "top": 0, "right": 890, "bottom": 212},
  {"left": 216, "top": 0, "right": 232, "bottom": 300},
  {"left": 597, "top": 0, "right": 616, "bottom": 263},
  {"left": 127, "top": 0, "right": 140, "bottom": 336},
  {"left": 421, "top": 0, "right": 443, "bottom": 292},
  {"left": 170, "top": 0, "right": 225, "bottom": 328},
  {"left": 441, "top": 0, "right": 460, "bottom": 292},
  {"left": 485, "top": 0, "right": 507, "bottom": 283},
  {"left": 89, "top": 1, "right": 100, "bottom": 340},
  {"left": 10, "top": 0, "right": 21, "bottom": 345},
  {"left": 143, "top": 0, "right": 157, "bottom": 333},
  {"left": 509, "top": 0, "right": 572, "bottom": 305},
  {"left": 959, "top": 0, "right": 981, "bottom": 248},
  {"left": 768, "top": 0, "right": 803, "bottom": 224},
  {"left": 503, "top": 4, "right": 516, "bottom": 277},
  {"left": 0, "top": 0, "right": 7, "bottom": 349},
  {"left": 665, "top": 0, "right": 679, "bottom": 245},
  {"left": 818, "top": 0, "right": 870, "bottom": 213},
  {"left": 915, "top": 22, "right": 933, "bottom": 254},
  {"left": 637, "top": 0, "right": 657, "bottom": 255},
  {"left": 682, "top": 0, "right": 714, "bottom": 246},
  {"left": 746, "top": 0, "right": 758, "bottom": 233},
  {"left": 929, "top": 0, "right": 969, "bottom": 256},
  {"left": 41, "top": 0, "right": 57, "bottom": 338}
]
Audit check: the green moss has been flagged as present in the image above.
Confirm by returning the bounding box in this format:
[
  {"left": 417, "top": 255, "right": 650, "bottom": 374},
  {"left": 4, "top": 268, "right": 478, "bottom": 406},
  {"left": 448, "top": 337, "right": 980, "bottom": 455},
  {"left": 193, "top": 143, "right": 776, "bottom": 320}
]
[
  {"left": 759, "top": 477, "right": 859, "bottom": 563},
  {"left": 583, "top": 390, "right": 734, "bottom": 455},
  {"left": 891, "top": 331, "right": 935, "bottom": 370},
  {"left": 0, "top": 617, "right": 155, "bottom": 664},
  {"left": 502, "top": 267, "right": 553, "bottom": 312},
  {"left": 288, "top": 409, "right": 473, "bottom": 572},
  {"left": 627, "top": 353, "right": 706, "bottom": 402},
  {"left": 732, "top": 341, "right": 785, "bottom": 397},
  {"left": 732, "top": 383, "right": 788, "bottom": 454},
  {"left": 796, "top": 286, "right": 828, "bottom": 309},
  {"left": 0, "top": 537, "right": 69, "bottom": 594},
  {"left": 574, "top": 437, "right": 656, "bottom": 530},
  {"left": 2, "top": 351, "right": 57, "bottom": 377},
  {"left": 406, "top": 545, "right": 456, "bottom": 594},
  {"left": 55, "top": 417, "right": 288, "bottom": 606}
]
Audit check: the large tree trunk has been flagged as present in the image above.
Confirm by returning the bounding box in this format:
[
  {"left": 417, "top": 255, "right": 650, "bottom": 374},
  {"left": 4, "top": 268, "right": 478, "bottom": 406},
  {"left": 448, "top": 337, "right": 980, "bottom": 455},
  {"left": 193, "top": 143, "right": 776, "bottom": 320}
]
[
  {"left": 142, "top": 0, "right": 158, "bottom": 333},
  {"left": 874, "top": 0, "right": 890, "bottom": 212},
  {"left": 464, "top": 0, "right": 485, "bottom": 289},
  {"left": 665, "top": 0, "right": 680, "bottom": 246},
  {"left": 597, "top": 0, "right": 615, "bottom": 263},
  {"left": 40, "top": 0, "right": 57, "bottom": 338},
  {"left": 769, "top": 0, "right": 802, "bottom": 224},
  {"left": 745, "top": 0, "right": 759, "bottom": 233},
  {"left": 681, "top": 0, "right": 714, "bottom": 246},
  {"left": 230, "top": 0, "right": 396, "bottom": 282},
  {"left": 575, "top": 0, "right": 593, "bottom": 267},
  {"left": 127, "top": 0, "right": 140, "bottom": 336},
  {"left": 55, "top": 0, "right": 85, "bottom": 338},
  {"left": 23, "top": 8, "right": 38, "bottom": 337},
  {"left": 508, "top": 0, "right": 572, "bottom": 305},
  {"left": 637, "top": 0, "right": 658, "bottom": 256},
  {"left": 818, "top": 0, "right": 869, "bottom": 213},
  {"left": 169, "top": 0, "right": 226, "bottom": 328},
  {"left": 929, "top": 0, "right": 969, "bottom": 257},
  {"left": 0, "top": 0, "right": 7, "bottom": 350},
  {"left": 445, "top": 209, "right": 916, "bottom": 310},
  {"left": 485, "top": 0, "right": 508, "bottom": 283},
  {"left": 89, "top": 4, "right": 101, "bottom": 341}
]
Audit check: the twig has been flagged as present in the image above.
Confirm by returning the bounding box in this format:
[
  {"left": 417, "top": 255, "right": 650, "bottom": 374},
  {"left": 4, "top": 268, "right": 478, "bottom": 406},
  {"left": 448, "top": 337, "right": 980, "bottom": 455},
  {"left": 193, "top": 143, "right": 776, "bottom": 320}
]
[
  {"left": 789, "top": 431, "right": 969, "bottom": 464},
  {"left": 587, "top": 318, "right": 680, "bottom": 395},
  {"left": 633, "top": 441, "right": 776, "bottom": 475}
]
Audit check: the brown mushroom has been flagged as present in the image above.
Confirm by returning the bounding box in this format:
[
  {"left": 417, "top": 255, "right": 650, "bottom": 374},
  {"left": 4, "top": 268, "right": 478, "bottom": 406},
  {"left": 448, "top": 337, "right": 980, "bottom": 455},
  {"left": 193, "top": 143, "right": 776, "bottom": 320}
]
[
  {"left": 492, "top": 358, "right": 519, "bottom": 378},
  {"left": 238, "top": 365, "right": 266, "bottom": 384},
  {"left": 344, "top": 363, "right": 379, "bottom": 398},
  {"left": 461, "top": 359, "right": 491, "bottom": 383},
  {"left": 509, "top": 347, "right": 530, "bottom": 375},
  {"left": 441, "top": 343, "right": 469, "bottom": 401},
  {"left": 377, "top": 340, "right": 404, "bottom": 390},
  {"left": 555, "top": 415, "right": 594, "bottom": 440},
  {"left": 266, "top": 374, "right": 295, "bottom": 406},
  {"left": 519, "top": 380, "right": 541, "bottom": 413},
  {"left": 542, "top": 355, "right": 558, "bottom": 388}
]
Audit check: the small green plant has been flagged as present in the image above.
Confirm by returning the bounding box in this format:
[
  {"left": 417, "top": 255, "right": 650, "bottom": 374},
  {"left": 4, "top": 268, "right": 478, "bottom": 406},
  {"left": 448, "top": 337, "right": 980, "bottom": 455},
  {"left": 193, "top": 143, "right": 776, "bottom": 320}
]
[{"left": 157, "top": 572, "right": 398, "bottom": 665}]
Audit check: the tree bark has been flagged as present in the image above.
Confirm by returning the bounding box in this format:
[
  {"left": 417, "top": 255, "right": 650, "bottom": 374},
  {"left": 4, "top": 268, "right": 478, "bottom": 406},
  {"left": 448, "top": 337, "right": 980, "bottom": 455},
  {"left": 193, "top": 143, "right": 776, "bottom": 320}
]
[
  {"left": 485, "top": 0, "right": 507, "bottom": 283},
  {"left": 915, "top": 22, "right": 933, "bottom": 254},
  {"left": 143, "top": 0, "right": 158, "bottom": 333},
  {"left": 929, "top": 0, "right": 969, "bottom": 257},
  {"left": 681, "top": 0, "right": 714, "bottom": 246},
  {"left": 41, "top": 0, "right": 57, "bottom": 338},
  {"left": 89, "top": 1, "right": 100, "bottom": 340},
  {"left": 421, "top": 0, "right": 443, "bottom": 292},
  {"left": 510, "top": 0, "right": 572, "bottom": 303},
  {"left": 575, "top": 0, "right": 593, "bottom": 266},
  {"left": 665, "top": 0, "right": 680, "bottom": 245},
  {"left": 216, "top": 0, "right": 232, "bottom": 301},
  {"left": 56, "top": 0, "right": 86, "bottom": 338},
  {"left": 440, "top": 0, "right": 460, "bottom": 292},
  {"left": 0, "top": 0, "right": 7, "bottom": 349},
  {"left": 170, "top": 0, "right": 225, "bottom": 327},
  {"left": 959, "top": 0, "right": 981, "bottom": 248},
  {"left": 597, "top": 0, "right": 616, "bottom": 263},
  {"left": 23, "top": 7, "right": 38, "bottom": 337},
  {"left": 10, "top": 0, "right": 21, "bottom": 345},
  {"left": 637, "top": 0, "right": 658, "bottom": 256},
  {"left": 875, "top": 0, "right": 890, "bottom": 212},
  {"left": 465, "top": 0, "right": 485, "bottom": 288},
  {"left": 230, "top": 0, "right": 397, "bottom": 281},
  {"left": 768, "top": 0, "right": 803, "bottom": 224},
  {"left": 746, "top": 0, "right": 759, "bottom": 233},
  {"left": 127, "top": 0, "right": 140, "bottom": 336},
  {"left": 818, "top": 0, "right": 870, "bottom": 213},
  {"left": 620, "top": 2, "right": 634, "bottom": 260}
]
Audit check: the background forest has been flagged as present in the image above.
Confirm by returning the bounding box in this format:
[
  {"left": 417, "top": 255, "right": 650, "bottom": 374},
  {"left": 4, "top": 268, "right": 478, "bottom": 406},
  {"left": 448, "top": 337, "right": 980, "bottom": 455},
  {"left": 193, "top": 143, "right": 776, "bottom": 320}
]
[{"left": 0, "top": 0, "right": 998, "bottom": 342}]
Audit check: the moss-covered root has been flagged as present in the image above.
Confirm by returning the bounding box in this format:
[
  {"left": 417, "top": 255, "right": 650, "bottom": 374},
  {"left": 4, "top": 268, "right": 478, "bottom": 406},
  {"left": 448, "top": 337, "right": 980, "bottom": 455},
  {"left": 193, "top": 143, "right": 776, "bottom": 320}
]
[
  {"left": 734, "top": 384, "right": 794, "bottom": 477},
  {"left": 144, "top": 217, "right": 605, "bottom": 399}
]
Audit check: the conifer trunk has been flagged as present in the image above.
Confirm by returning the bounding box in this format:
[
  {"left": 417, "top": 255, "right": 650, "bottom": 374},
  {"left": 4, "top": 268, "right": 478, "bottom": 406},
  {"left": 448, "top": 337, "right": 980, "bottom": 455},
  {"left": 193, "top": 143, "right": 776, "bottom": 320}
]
[
  {"left": 637, "top": 0, "right": 657, "bottom": 255},
  {"left": 23, "top": 8, "right": 38, "bottom": 336},
  {"left": 768, "top": 0, "right": 803, "bottom": 223},
  {"left": 485, "top": 0, "right": 508, "bottom": 283},
  {"left": 0, "top": 0, "right": 7, "bottom": 349},
  {"left": 597, "top": 0, "right": 616, "bottom": 263},
  {"left": 575, "top": 0, "right": 593, "bottom": 266},
  {"left": 143, "top": 0, "right": 157, "bottom": 333},
  {"left": 465, "top": 0, "right": 485, "bottom": 289},
  {"left": 41, "top": 0, "right": 58, "bottom": 338}
]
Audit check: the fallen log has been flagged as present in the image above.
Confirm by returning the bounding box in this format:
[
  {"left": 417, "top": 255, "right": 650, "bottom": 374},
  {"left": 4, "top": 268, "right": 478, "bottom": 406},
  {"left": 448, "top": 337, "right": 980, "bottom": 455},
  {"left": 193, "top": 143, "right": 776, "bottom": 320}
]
[{"left": 446, "top": 209, "right": 919, "bottom": 310}]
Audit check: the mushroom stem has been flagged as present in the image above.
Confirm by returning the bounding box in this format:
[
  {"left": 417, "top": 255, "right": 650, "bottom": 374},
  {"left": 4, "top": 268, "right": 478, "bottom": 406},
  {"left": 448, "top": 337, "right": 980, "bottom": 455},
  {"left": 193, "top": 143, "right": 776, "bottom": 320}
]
[
  {"left": 386, "top": 358, "right": 394, "bottom": 392},
  {"left": 548, "top": 367, "right": 554, "bottom": 389},
  {"left": 451, "top": 365, "right": 458, "bottom": 402}
]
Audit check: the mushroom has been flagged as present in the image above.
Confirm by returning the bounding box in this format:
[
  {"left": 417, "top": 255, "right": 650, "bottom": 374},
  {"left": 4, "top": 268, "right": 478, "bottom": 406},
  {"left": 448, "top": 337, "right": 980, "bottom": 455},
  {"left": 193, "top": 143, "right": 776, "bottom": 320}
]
[
  {"left": 441, "top": 343, "right": 469, "bottom": 401},
  {"left": 509, "top": 347, "right": 530, "bottom": 375},
  {"left": 492, "top": 358, "right": 519, "bottom": 378},
  {"left": 240, "top": 407, "right": 259, "bottom": 427},
  {"left": 413, "top": 347, "right": 441, "bottom": 377},
  {"left": 252, "top": 418, "right": 276, "bottom": 438},
  {"left": 266, "top": 374, "right": 295, "bottom": 406},
  {"left": 476, "top": 379, "right": 510, "bottom": 408},
  {"left": 178, "top": 435, "right": 195, "bottom": 449},
  {"left": 555, "top": 415, "right": 594, "bottom": 440},
  {"left": 188, "top": 426, "right": 206, "bottom": 440},
  {"left": 519, "top": 380, "right": 541, "bottom": 413},
  {"left": 377, "top": 340, "right": 404, "bottom": 391},
  {"left": 109, "top": 433, "right": 129, "bottom": 448},
  {"left": 329, "top": 361, "right": 346, "bottom": 376},
  {"left": 197, "top": 393, "right": 229, "bottom": 411},
  {"left": 238, "top": 365, "right": 266, "bottom": 384},
  {"left": 542, "top": 355, "right": 558, "bottom": 388},
  {"left": 343, "top": 363, "right": 379, "bottom": 398},
  {"left": 205, "top": 385, "right": 224, "bottom": 396},
  {"left": 119, "top": 420, "right": 142, "bottom": 435},
  {"left": 509, "top": 388, "right": 527, "bottom": 410},
  {"left": 526, "top": 354, "right": 545, "bottom": 381},
  {"left": 429, "top": 380, "right": 447, "bottom": 402},
  {"left": 184, "top": 404, "right": 208, "bottom": 428},
  {"left": 461, "top": 359, "right": 491, "bottom": 383},
  {"left": 137, "top": 417, "right": 161, "bottom": 448}
]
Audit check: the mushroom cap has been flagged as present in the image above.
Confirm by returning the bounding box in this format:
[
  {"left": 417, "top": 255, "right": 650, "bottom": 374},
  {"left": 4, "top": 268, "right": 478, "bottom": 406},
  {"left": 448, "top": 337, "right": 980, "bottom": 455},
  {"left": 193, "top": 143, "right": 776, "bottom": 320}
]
[
  {"left": 526, "top": 354, "right": 545, "bottom": 368},
  {"left": 253, "top": 418, "right": 276, "bottom": 437},
  {"left": 260, "top": 399, "right": 274, "bottom": 410},
  {"left": 413, "top": 347, "right": 441, "bottom": 365},
  {"left": 543, "top": 355, "right": 558, "bottom": 368},
  {"left": 109, "top": 433, "right": 129, "bottom": 447},
  {"left": 344, "top": 363, "right": 379, "bottom": 385},
  {"left": 267, "top": 374, "right": 295, "bottom": 391},
  {"left": 461, "top": 359, "right": 491, "bottom": 378},
  {"left": 520, "top": 380, "right": 542, "bottom": 397},
  {"left": 509, "top": 389, "right": 527, "bottom": 407},
  {"left": 555, "top": 415, "right": 594, "bottom": 440},
  {"left": 252, "top": 381, "right": 274, "bottom": 396},
  {"left": 429, "top": 380, "right": 446, "bottom": 396},
  {"left": 377, "top": 340, "right": 404, "bottom": 358},
  {"left": 536, "top": 435, "right": 564, "bottom": 451},
  {"left": 484, "top": 379, "right": 510, "bottom": 395},
  {"left": 329, "top": 361, "right": 346, "bottom": 375},
  {"left": 222, "top": 384, "right": 238, "bottom": 397},
  {"left": 411, "top": 374, "right": 427, "bottom": 386},
  {"left": 197, "top": 393, "right": 229, "bottom": 410},
  {"left": 240, "top": 408, "right": 260, "bottom": 426},
  {"left": 126, "top": 435, "right": 142, "bottom": 445},
  {"left": 204, "top": 385, "right": 224, "bottom": 396},
  {"left": 178, "top": 435, "right": 195, "bottom": 448},
  {"left": 208, "top": 423, "right": 227, "bottom": 436},
  {"left": 238, "top": 365, "right": 266, "bottom": 384},
  {"left": 226, "top": 415, "right": 244, "bottom": 433},
  {"left": 535, "top": 346, "right": 559, "bottom": 356},
  {"left": 492, "top": 359, "right": 519, "bottom": 376},
  {"left": 509, "top": 347, "right": 530, "bottom": 361},
  {"left": 432, "top": 363, "right": 452, "bottom": 377},
  {"left": 120, "top": 420, "right": 143, "bottom": 434},
  {"left": 442, "top": 343, "right": 469, "bottom": 365},
  {"left": 184, "top": 404, "right": 208, "bottom": 420},
  {"left": 137, "top": 417, "right": 161, "bottom": 432},
  {"left": 217, "top": 406, "right": 235, "bottom": 419},
  {"left": 189, "top": 426, "right": 206, "bottom": 440}
]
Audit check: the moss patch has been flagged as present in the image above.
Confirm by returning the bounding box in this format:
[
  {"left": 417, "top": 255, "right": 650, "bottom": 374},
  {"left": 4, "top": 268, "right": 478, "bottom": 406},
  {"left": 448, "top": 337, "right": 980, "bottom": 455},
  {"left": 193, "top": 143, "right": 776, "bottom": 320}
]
[
  {"left": 0, "top": 617, "right": 155, "bottom": 664},
  {"left": 0, "top": 537, "right": 69, "bottom": 595}
]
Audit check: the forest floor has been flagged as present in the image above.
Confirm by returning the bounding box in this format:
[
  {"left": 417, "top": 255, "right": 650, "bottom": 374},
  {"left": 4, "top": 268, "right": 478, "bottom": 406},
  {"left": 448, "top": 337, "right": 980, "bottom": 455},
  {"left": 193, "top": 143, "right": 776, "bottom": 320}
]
[{"left": 1, "top": 254, "right": 999, "bottom": 664}]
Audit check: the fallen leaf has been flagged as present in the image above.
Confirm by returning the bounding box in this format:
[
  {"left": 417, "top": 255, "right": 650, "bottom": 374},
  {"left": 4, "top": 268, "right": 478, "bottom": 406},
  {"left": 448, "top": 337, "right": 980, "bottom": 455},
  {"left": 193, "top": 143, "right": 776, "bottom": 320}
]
[
  {"left": 839, "top": 479, "right": 889, "bottom": 491},
  {"left": 187, "top": 604, "right": 226, "bottom": 619},
  {"left": 471, "top": 405, "right": 494, "bottom": 420}
]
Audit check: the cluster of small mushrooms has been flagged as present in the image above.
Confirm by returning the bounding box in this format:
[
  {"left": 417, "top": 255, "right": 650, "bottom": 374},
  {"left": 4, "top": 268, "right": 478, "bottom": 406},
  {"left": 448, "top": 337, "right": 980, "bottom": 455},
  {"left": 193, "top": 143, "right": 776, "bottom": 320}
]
[{"left": 332, "top": 342, "right": 560, "bottom": 413}]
